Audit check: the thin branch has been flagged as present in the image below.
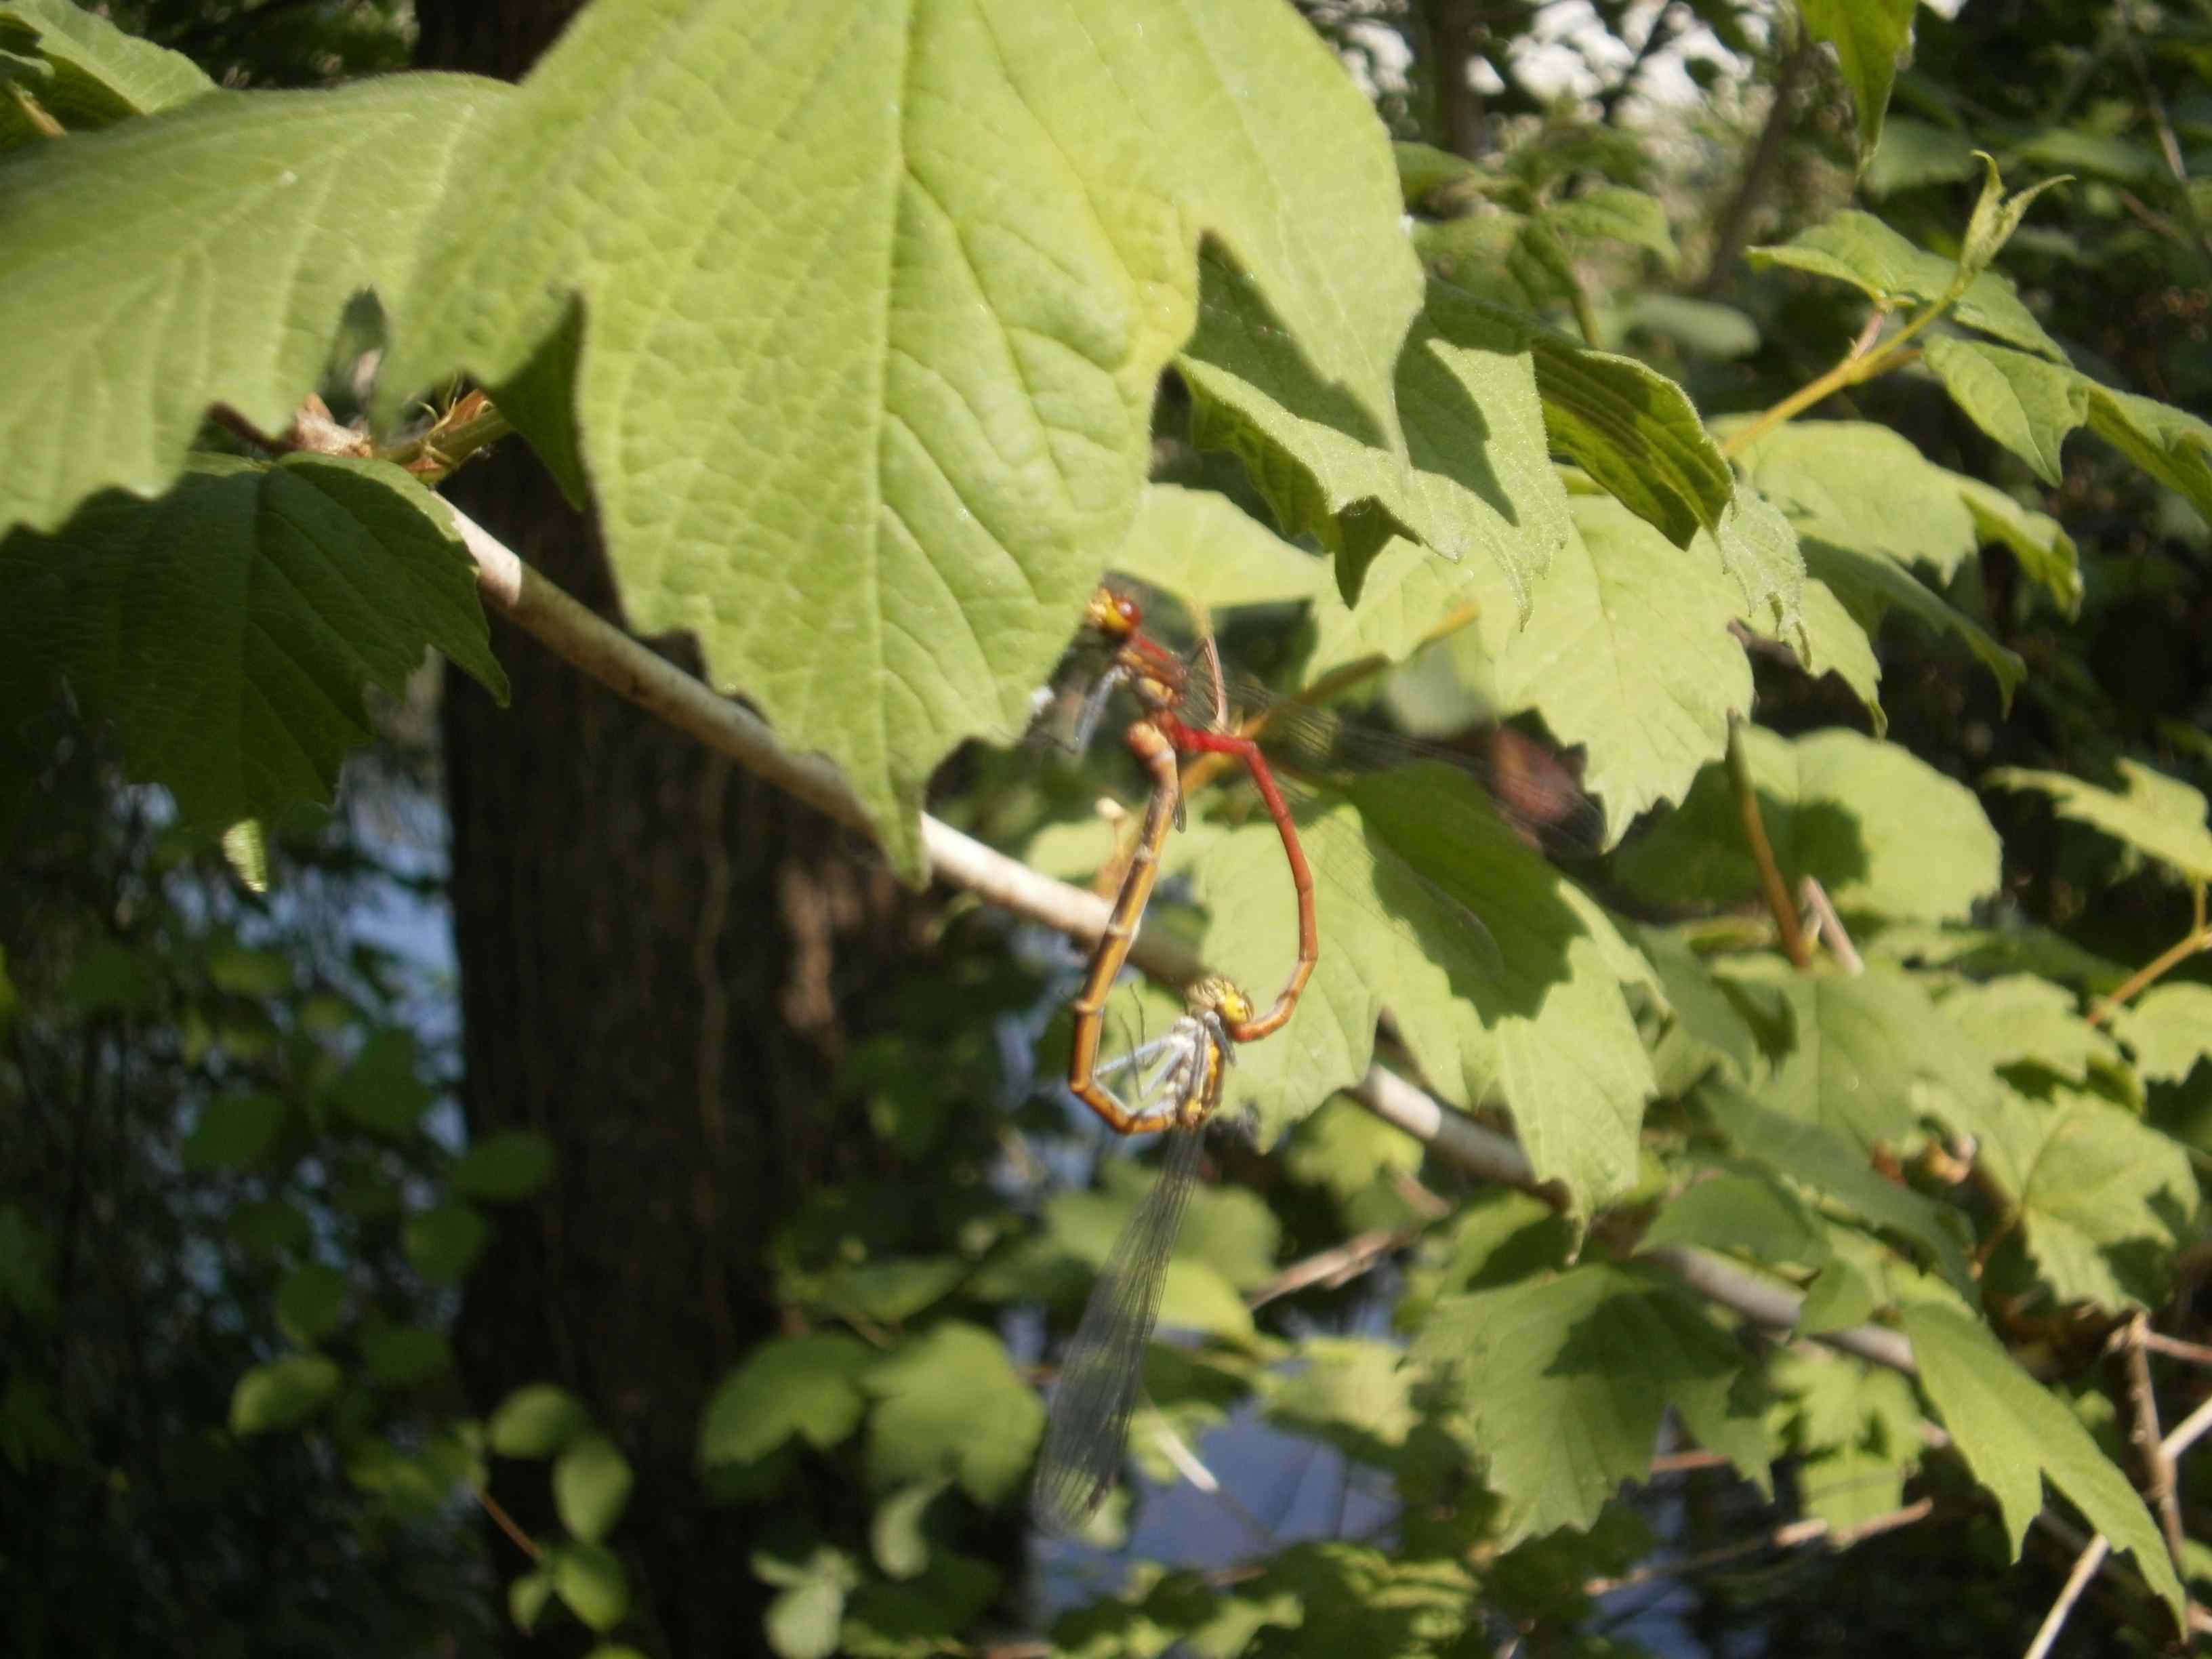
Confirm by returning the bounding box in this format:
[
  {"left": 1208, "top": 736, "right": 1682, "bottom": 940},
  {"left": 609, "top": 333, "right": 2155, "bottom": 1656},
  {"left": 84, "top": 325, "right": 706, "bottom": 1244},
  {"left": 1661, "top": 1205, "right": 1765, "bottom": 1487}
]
[
  {"left": 2138, "top": 1330, "right": 2212, "bottom": 1368},
  {"left": 472, "top": 1483, "right": 542, "bottom": 1561},
  {"left": 1584, "top": 1497, "right": 1936, "bottom": 1595},
  {"left": 2086, "top": 919, "right": 2212, "bottom": 1026},
  {"left": 1799, "top": 876, "right": 1862, "bottom": 973},
  {"left": 1248, "top": 1226, "right": 1418, "bottom": 1308},
  {"left": 2024, "top": 1532, "right": 2110, "bottom": 1659},
  {"left": 2114, "top": 1315, "right": 2188, "bottom": 1573},
  {"left": 441, "top": 508, "right": 1920, "bottom": 1385},
  {"left": 1728, "top": 720, "right": 1810, "bottom": 966}
]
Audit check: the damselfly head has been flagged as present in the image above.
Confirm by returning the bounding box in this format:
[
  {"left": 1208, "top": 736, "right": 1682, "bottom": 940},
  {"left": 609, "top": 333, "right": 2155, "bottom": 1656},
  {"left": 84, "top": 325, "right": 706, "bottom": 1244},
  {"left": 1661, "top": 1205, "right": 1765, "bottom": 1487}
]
[
  {"left": 1085, "top": 585, "right": 1143, "bottom": 642},
  {"left": 1187, "top": 973, "right": 1254, "bottom": 1029}
]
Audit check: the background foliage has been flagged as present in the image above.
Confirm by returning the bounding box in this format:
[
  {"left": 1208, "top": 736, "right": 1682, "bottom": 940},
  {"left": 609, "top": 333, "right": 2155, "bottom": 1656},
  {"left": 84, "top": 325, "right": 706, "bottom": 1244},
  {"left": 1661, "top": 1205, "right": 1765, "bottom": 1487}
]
[{"left": 3, "top": 1, "right": 2211, "bottom": 1655}]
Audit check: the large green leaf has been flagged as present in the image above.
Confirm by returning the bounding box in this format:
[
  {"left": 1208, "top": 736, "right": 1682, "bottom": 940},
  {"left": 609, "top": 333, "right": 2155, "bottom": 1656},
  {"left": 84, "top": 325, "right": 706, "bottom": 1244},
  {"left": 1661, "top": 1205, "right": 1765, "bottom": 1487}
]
[
  {"left": 1183, "top": 267, "right": 1567, "bottom": 617},
  {"left": 1414, "top": 1264, "right": 1769, "bottom": 1547},
  {"left": 0, "top": 0, "right": 211, "bottom": 141},
  {"left": 1902, "top": 1303, "right": 2186, "bottom": 1623},
  {"left": 1713, "top": 485, "right": 1809, "bottom": 648},
  {"left": 1803, "top": 534, "right": 2025, "bottom": 705},
  {"left": 1180, "top": 766, "right": 1652, "bottom": 1210},
  {"left": 1797, "top": 0, "right": 1916, "bottom": 174},
  {"left": 1696, "top": 1078, "right": 1973, "bottom": 1294},
  {"left": 1973, "top": 1086, "right": 2194, "bottom": 1311},
  {"left": 1748, "top": 211, "right": 2065, "bottom": 361},
  {"left": 1922, "top": 335, "right": 2087, "bottom": 486},
  {"left": 1730, "top": 419, "right": 1976, "bottom": 578},
  {"left": 1490, "top": 497, "right": 1751, "bottom": 845},
  {"left": 1950, "top": 472, "right": 2081, "bottom": 617},
  {"left": 1616, "top": 725, "right": 2002, "bottom": 924},
  {"left": 1107, "top": 485, "right": 1330, "bottom": 615},
  {"left": 1936, "top": 975, "right": 2127, "bottom": 1090},
  {"left": 2080, "top": 382, "right": 2212, "bottom": 525},
  {"left": 1988, "top": 760, "right": 2212, "bottom": 886},
  {"left": 1525, "top": 333, "right": 1733, "bottom": 550},
  {"left": 861, "top": 1322, "right": 1042, "bottom": 1503},
  {"left": 1735, "top": 965, "right": 2001, "bottom": 1153},
  {"left": 381, "top": 0, "right": 1420, "bottom": 878},
  {"left": 0, "top": 456, "right": 506, "bottom": 832},
  {"left": 0, "top": 75, "right": 504, "bottom": 537}
]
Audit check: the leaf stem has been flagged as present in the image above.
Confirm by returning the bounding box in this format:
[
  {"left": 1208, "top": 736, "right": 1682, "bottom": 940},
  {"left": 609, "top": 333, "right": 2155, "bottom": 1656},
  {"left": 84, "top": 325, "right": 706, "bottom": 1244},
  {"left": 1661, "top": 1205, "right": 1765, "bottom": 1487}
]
[
  {"left": 1727, "top": 720, "right": 1809, "bottom": 967},
  {"left": 2086, "top": 914, "right": 2212, "bottom": 1027},
  {"left": 8, "top": 81, "right": 65, "bottom": 138},
  {"left": 1717, "top": 287, "right": 1957, "bottom": 462}
]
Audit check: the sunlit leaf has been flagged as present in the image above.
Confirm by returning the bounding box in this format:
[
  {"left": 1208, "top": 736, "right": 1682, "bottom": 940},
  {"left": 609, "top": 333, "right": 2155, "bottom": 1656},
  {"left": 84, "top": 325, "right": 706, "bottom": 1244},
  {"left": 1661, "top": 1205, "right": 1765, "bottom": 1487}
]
[
  {"left": 1641, "top": 1167, "right": 1830, "bottom": 1271},
  {"left": 861, "top": 1322, "right": 1042, "bottom": 1503},
  {"left": 382, "top": 0, "right": 1420, "bottom": 878},
  {"left": 1938, "top": 975, "right": 2127, "bottom": 1090},
  {"left": 1616, "top": 725, "right": 2001, "bottom": 924},
  {"left": 1903, "top": 1303, "right": 2186, "bottom": 1622},
  {"left": 1798, "top": 0, "right": 1916, "bottom": 173},
  {"left": 550, "top": 1540, "right": 631, "bottom": 1634},
  {"left": 1530, "top": 335, "right": 1732, "bottom": 550},
  {"left": 869, "top": 1479, "right": 947, "bottom": 1581},
  {"left": 2112, "top": 985, "right": 2212, "bottom": 1086},
  {"left": 489, "top": 1382, "right": 592, "bottom": 1459},
  {"left": 698, "top": 1334, "right": 874, "bottom": 1469},
  {"left": 1109, "top": 485, "right": 1330, "bottom": 615},
  {"left": 1923, "top": 335, "right": 2087, "bottom": 485},
  {"left": 0, "top": 0, "right": 212, "bottom": 140}
]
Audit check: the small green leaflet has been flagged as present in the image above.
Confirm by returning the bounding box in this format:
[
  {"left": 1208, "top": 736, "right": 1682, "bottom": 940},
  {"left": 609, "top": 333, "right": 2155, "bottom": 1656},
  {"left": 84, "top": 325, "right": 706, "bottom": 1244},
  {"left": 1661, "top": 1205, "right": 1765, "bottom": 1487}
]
[
  {"left": 1923, "top": 335, "right": 2086, "bottom": 486},
  {"left": 1904, "top": 1303, "right": 2186, "bottom": 1624},
  {"left": 859, "top": 1322, "right": 1041, "bottom": 1504},
  {"left": 697, "top": 1334, "right": 876, "bottom": 1469},
  {"left": 0, "top": 0, "right": 212, "bottom": 142},
  {"left": 2112, "top": 985, "right": 2212, "bottom": 1086},
  {"left": 1797, "top": 0, "right": 1916, "bottom": 176}
]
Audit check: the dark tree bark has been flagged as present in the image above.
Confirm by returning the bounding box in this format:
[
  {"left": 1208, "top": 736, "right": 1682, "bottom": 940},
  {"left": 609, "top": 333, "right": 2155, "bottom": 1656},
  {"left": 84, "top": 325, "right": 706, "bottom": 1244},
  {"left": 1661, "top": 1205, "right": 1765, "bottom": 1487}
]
[{"left": 414, "top": 8, "right": 933, "bottom": 1651}]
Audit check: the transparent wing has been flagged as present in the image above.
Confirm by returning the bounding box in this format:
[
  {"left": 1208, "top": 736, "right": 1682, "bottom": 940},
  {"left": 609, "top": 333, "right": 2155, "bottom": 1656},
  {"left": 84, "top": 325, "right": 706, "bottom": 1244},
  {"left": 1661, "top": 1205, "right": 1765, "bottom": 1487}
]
[{"left": 1031, "top": 1124, "right": 1207, "bottom": 1532}]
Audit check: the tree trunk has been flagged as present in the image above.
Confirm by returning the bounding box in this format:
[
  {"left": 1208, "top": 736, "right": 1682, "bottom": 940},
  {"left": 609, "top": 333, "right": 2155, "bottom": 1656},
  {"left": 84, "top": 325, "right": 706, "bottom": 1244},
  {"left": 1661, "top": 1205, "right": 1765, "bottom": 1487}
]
[{"left": 415, "top": 9, "right": 930, "bottom": 1651}]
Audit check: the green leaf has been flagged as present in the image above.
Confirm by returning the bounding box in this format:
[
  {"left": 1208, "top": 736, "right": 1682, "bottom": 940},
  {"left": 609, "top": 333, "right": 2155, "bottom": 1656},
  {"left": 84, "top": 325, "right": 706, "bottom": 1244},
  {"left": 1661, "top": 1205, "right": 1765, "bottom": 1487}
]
[
  {"left": 1748, "top": 211, "right": 2066, "bottom": 361},
  {"left": 698, "top": 1334, "right": 875, "bottom": 1469},
  {"left": 59, "top": 937, "right": 162, "bottom": 1012},
  {"left": 327, "top": 1027, "right": 436, "bottom": 1136},
  {"left": 508, "top": 1569, "right": 553, "bottom": 1634},
  {"left": 1902, "top": 1302, "right": 2186, "bottom": 1623},
  {"left": 756, "top": 1549, "right": 860, "bottom": 1659},
  {"left": 1950, "top": 472, "right": 2081, "bottom": 616},
  {"left": 230, "top": 1198, "right": 312, "bottom": 1256},
  {"left": 450, "top": 1131, "right": 557, "bottom": 1202},
  {"left": 1107, "top": 485, "right": 1330, "bottom": 615},
  {"left": 1698, "top": 1078, "right": 1974, "bottom": 1294},
  {"left": 2112, "top": 985, "right": 2212, "bottom": 1085},
  {"left": 1713, "top": 484, "right": 1808, "bottom": 645},
  {"left": 1750, "top": 573, "right": 1883, "bottom": 731},
  {"left": 346, "top": 1429, "right": 480, "bottom": 1518},
  {"left": 489, "top": 1383, "right": 592, "bottom": 1458},
  {"left": 1490, "top": 496, "right": 1751, "bottom": 845},
  {"left": 1542, "top": 186, "right": 1677, "bottom": 265},
  {"left": 1987, "top": 760, "right": 2212, "bottom": 885},
  {"left": 219, "top": 820, "right": 271, "bottom": 895},
  {"left": 1261, "top": 1336, "right": 1418, "bottom": 1466},
  {"left": 1730, "top": 418, "right": 1976, "bottom": 578},
  {"left": 402, "top": 1202, "right": 491, "bottom": 1286},
  {"left": 382, "top": 0, "right": 1420, "bottom": 880},
  {"left": 1938, "top": 975, "right": 2126, "bottom": 1088},
  {"left": 1622, "top": 293, "right": 1761, "bottom": 360},
  {"left": 554, "top": 1433, "right": 635, "bottom": 1543},
  {"left": 274, "top": 1262, "right": 348, "bottom": 1345},
  {"left": 1922, "top": 335, "right": 2087, "bottom": 485},
  {"left": 0, "top": 457, "right": 506, "bottom": 832},
  {"left": 0, "top": 0, "right": 211, "bottom": 138},
  {"left": 0, "top": 1206, "right": 55, "bottom": 1319},
  {"left": 1184, "top": 266, "right": 1569, "bottom": 617},
  {"left": 861, "top": 1322, "right": 1042, "bottom": 1504},
  {"left": 1973, "top": 1086, "right": 2194, "bottom": 1311},
  {"left": 182, "top": 1092, "right": 290, "bottom": 1171},
  {"left": 1633, "top": 924, "right": 1761, "bottom": 1084},
  {"left": 1802, "top": 533, "right": 2024, "bottom": 705},
  {"left": 1955, "top": 152, "right": 2068, "bottom": 281},
  {"left": 1642, "top": 1168, "right": 1830, "bottom": 1271},
  {"left": 550, "top": 1540, "right": 631, "bottom": 1635},
  {"left": 2079, "top": 381, "right": 2212, "bottom": 526},
  {"left": 1414, "top": 1264, "right": 1764, "bottom": 1545},
  {"left": 1866, "top": 115, "right": 1982, "bottom": 197},
  {"left": 1749, "top": 966, "right": 2003, "bottom": 1152},
  {"left": 870, "top": 1479, "right": 948, "bottom": 1580},
  {"left": 0, "top": 76, "right": 504, "bottom": 537},
  {"left": 230, "top": 1352, "right": 342, "bottom": 1434},
  {"left": 1392, "top": 139, "right": 1483, "bottom": 206},
  {"left": 842, "top": 1554, "right": 1002, "bottom": 1659},
  {"left": 357, "top": 1319, "right": 454, "bottom": 1389},
  {"left": 1797, "top": 0, "right": 1916, "bottom": 173},
  {"left": 1530, "top": 333, "right": 1732, "bottom": 550},
  {"left": 1181, "top": 768, "right": 1653, "bottom": 1209},
  {"left": 1616, "top": 725, "right": 2002, "bottom": 924}
]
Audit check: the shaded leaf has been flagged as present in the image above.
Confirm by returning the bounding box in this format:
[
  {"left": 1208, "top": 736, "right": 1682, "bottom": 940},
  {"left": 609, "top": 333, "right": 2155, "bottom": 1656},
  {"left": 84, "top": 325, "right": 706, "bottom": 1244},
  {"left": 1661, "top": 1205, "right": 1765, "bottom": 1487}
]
[
  {"left": 449, "top": 1130, "right": 556, "bottom": 1202},
  {"left": 1543, "top": 186, "right": 1677, "bottom": 264},
  {"left": 327, "top": 1028, "right": 436, "bottom": 1136},
  {"left": 550, "top": 1541, "right": 631, "bottom": 1634},
  {"left": 357, "top": 1319, "right": 453, "bottom": 1389},
  {"left": 1923, "top": 335, "right": 2087, "bottom": 485},
  {"left": 489, "top": 1383, "right": 591, "bottom": 1458},
  {"left": 1530, "top": 333, "right": 1732, "bottom": 550},
  {"left": 698, "top": 1334, "right": 875, "bottom": 1469},
  {"left": 274, "top": 1262, "right": 348, "bottom": 1345},
  {"left": 1903, "top": 1303, "right": 2185, "bottom": 1622},
  {"left": 402, "top": 1202, "right": 491, "bottom": 1286},
  {"left": 1642, "top": 1168, "right": 1829, "bottom": 1271},
  {"left": 0, "top": 457, "right": 506, "bottom": 833},
  {"left": 182, "top": 1092, "right": 290, "bottom": 1172},
  {"left": 1988, "top": 760, "right": 2212, "bottom": 885},
  {"left": 554, "top": 1433, "right": 635, "bottom": 1543},
  {"left": 1415, "top": 1264, "right": 1764, "bottom": 1546},
  {"left": 1951, "top": 472, "right": 2081, "bottom": 616},
  {"left": 2079, "top": 381, "right": 2212, "bottom": 525},
  {"left": 1798, "top": 0, "right": 1916, "bottom": 173},
  {"left": 1616, "top": 725, "right": 2001, "bottom": 924},
  {"left": 869, "top": 1479, "right": 947, "bottom": 1580},
  {"left": 230, "top": 1353, "right": 341, "bottom": 1434}
]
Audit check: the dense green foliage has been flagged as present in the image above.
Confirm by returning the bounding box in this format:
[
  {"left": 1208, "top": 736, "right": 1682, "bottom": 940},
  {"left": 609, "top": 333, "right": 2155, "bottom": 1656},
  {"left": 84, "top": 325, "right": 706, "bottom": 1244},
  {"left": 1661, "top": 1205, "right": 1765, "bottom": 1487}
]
[{"left": 3, "top": 0, "right": 2211, "bottom": 1655}]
